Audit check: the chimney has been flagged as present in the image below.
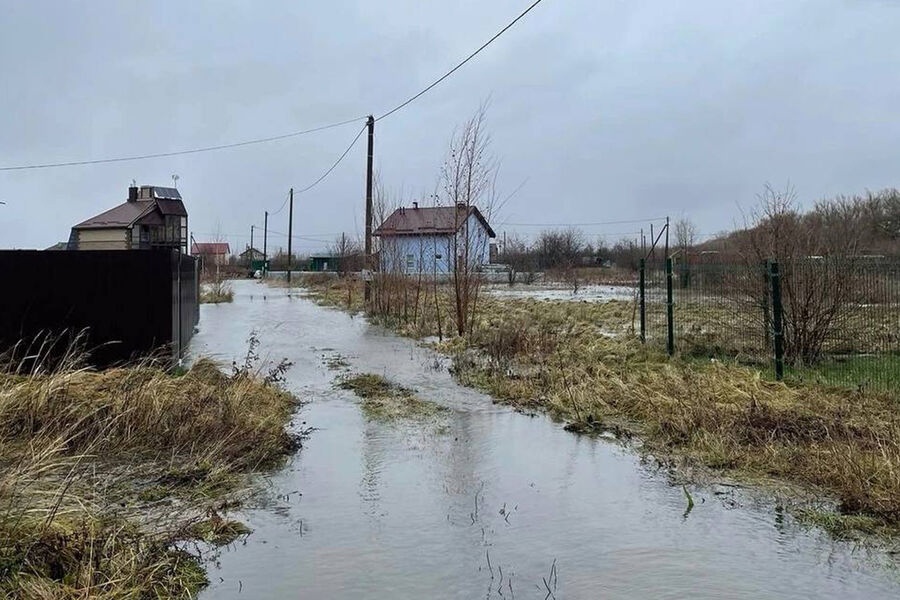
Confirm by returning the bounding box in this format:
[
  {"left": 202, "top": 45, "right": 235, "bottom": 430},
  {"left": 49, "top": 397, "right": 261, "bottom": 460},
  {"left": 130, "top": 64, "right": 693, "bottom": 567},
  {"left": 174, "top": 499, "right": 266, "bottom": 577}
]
[
  {"left": 128, "top": 185, "right": 138, "bottom": 202},
  {"left": 456, "top": 201, "right": 466, "bottom": 209},
  {"left": 413, "top": 201, "right": 418, "bottom": 210}
]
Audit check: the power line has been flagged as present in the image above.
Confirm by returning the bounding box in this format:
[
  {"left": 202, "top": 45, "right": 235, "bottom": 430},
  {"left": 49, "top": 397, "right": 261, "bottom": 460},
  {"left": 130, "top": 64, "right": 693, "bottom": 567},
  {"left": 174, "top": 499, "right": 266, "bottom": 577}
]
[
  {"left": 503, "top": 217, "right": 668, "bottom": 227},
  {"left": 268, "top": 191, "right": 291, "bottom": 216},
  {"left": 2, "top": 0, "right": 544, "bottom": 173},
  {"left": 0, "top": 116, "right": 366, "bottom": 172},
  {"left": 376, "top": 0, "right": 546, "bottom": 121},
  {"left": 293, "top": 124, "right": 367, "bottom": 195}
]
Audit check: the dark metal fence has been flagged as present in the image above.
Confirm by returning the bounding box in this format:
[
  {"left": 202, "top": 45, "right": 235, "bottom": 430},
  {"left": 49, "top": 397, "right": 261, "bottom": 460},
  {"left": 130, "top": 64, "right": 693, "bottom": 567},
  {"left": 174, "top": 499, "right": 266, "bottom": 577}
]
[
  {"left": 639, "top": 256, "right": 900, "bottom": 397},
  {"left": 0, "top": 249, "right": 199, "bottom": 367}
]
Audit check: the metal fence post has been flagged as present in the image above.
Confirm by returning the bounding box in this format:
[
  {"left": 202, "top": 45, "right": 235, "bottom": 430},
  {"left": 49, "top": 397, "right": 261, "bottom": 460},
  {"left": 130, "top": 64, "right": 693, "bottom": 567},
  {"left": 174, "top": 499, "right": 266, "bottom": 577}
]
[
  {"left": 639, "top": 258, "right": 646, "bottom": 343},
  {"left": 770, "top": 260, "right": 785, "bottom": 380},
  {"left": 762, "top": 259, "right": 771, "bottom": 350},
  {"left": 666, "top": 256, "right": 675, "bottom": 356}
]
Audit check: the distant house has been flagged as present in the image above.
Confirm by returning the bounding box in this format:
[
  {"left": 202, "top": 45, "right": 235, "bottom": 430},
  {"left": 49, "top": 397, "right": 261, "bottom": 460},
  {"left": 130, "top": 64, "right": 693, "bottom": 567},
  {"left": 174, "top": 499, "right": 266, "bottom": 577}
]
[
  {"left": 239, "top": 247, "right": 265, "bottom": 263},
  {"left": 191, "top": 242, "right": 231, "bottom": 268},
  {"left": 374, "top": 202, "right": 495, "bottom": 274},
  {"left": 68, "top": 185, "right": 187, "bottom": 252}
]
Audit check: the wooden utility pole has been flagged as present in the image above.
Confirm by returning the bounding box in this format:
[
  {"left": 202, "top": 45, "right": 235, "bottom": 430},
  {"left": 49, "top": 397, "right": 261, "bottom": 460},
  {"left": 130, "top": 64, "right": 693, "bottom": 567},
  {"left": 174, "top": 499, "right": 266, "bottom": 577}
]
[
  {"left": 364, "top": 115, "right": 375, "bottom": 302},
  {"left": 263, "top": 211, "right": 268, "bottom": 275},
  {"left": 287, "top": 187, "right": 294, "bottom": 284},
  {"left": 250, "top": 225, "right": 254, "bottom": 260}
]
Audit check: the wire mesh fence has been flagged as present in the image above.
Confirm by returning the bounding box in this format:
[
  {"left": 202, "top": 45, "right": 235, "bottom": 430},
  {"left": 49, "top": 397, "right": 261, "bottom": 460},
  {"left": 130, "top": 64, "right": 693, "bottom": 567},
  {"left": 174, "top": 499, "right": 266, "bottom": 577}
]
[{"left": 640, "top": 256, "right": 900, "bottom": 397}]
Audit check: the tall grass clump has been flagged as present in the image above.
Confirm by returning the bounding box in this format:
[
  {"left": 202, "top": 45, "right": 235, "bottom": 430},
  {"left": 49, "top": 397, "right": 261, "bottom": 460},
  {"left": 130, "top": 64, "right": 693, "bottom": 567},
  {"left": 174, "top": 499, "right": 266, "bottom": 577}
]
[
  {"left": 200, "top": 279, "right": 234, "bottom": 303},
  {"left": 0, "top": 334, "right": 299, "bottom": 597}
]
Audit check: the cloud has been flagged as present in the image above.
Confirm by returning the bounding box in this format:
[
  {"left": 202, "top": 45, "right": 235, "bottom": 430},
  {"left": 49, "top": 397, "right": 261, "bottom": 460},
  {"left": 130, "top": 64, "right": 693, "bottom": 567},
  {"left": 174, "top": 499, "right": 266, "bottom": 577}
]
[{"left": 2, "top": 0, "right": 899, "bottom": 250}]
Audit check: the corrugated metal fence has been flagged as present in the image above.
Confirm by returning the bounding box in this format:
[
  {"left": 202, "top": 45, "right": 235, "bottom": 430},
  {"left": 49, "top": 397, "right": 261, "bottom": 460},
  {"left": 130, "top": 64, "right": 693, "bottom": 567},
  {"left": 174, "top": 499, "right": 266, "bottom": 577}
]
[{"left": 0, "top": 249, "right": 199, "bottom": 367}]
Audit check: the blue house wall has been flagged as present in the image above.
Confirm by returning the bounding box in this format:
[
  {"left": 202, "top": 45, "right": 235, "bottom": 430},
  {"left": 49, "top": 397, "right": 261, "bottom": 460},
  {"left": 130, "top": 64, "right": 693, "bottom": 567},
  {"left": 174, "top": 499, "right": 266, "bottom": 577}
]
[{"left": 379, "top": 212, "right": 492, "bottom": 275}]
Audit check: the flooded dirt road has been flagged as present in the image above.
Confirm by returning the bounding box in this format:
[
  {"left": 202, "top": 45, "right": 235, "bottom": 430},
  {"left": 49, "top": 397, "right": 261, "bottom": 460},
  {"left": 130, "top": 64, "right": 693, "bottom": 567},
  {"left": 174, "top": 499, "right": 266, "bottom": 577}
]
[{"left": 191, "top": 280, "right": 898, "bottom": 599}]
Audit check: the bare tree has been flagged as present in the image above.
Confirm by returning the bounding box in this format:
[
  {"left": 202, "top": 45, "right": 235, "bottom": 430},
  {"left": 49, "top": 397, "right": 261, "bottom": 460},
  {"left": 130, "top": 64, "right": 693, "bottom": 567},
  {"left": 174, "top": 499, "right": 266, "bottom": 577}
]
[
  {"left": 438, "top": 104, "right": 499, "bottom": 337},
  {"left": 328, "top": 233, "right": 363, "bottom": 277},
  {"left": 536, "top": 228, "right": 584, "bottom": 292},
  {"left": 742, "top": 184, "right": 864, "bottom": 364},
  {"left": 674, "top": 218, "right": 697, "bottom": 255}
]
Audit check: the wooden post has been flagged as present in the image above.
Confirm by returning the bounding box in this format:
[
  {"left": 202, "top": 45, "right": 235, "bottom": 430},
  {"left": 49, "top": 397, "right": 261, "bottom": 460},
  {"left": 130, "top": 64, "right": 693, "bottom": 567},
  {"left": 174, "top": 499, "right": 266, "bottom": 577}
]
[{"left": 364, "top": 115, "right": 375, "bottom": 303}]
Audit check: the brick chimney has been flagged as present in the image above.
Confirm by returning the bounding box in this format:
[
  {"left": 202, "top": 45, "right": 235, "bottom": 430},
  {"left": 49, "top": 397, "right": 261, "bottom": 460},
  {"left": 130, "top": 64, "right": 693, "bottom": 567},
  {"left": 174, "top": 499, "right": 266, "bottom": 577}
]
[
  {"left": 413, "top": 201, "right": 418, "bottom": 209},
  {"left": 128, "top": 185, "right": 138, "bottom": 202}
]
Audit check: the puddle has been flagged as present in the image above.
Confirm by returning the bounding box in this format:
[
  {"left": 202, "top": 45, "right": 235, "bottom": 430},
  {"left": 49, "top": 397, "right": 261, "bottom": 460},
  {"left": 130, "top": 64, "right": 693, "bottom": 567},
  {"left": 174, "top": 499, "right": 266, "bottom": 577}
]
[
  {"left": 486, "top": 283, "right": 637, "bottom": 303},
  {"left": 191, "top": 280, "right": 899, "bottom": 599}
]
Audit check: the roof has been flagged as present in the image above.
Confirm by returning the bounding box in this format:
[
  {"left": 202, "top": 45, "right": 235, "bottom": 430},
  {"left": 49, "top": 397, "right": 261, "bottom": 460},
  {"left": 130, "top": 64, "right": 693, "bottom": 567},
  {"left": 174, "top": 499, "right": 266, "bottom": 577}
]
[
  {"left": 192, "top": 242, "right": 231, "bottom": 255},
  {"left": 156, "top": 199, "right": 187, "bottom": 216},
  {"left": 44, "top": 242, "right": 68, "bottom": 251},
  {"left": 239, "top": 247, "right": 263, "bottom": 257},
  {"left": 72, "top": 185, "right": 188, "bottom": 230},
  {"left": 73, "top": 200, "right": 155, "bottom": 229},
  {"left": 373, "top": 204, "right": 496, "bottom": 238}
]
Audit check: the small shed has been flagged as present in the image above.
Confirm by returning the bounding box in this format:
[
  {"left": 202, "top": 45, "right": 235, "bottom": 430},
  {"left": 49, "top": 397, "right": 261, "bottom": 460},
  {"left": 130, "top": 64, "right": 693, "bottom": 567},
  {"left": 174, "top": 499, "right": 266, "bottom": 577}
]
[{"left": 309, "top": 255, "right": 339, "bottom": 272}]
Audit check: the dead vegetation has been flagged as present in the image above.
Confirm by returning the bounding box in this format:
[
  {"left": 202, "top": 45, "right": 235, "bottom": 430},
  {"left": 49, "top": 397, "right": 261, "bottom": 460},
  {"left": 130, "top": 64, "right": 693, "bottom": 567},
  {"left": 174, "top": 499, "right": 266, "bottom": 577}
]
[
  {"left": 337, "top": 373, "right": 447, "bottom": 420},
  {"left": 200, "top": 279, "right": 234, "bottom": 304},
  {"left": 0, "top": 336, "right": 300, "bottom": 597}
]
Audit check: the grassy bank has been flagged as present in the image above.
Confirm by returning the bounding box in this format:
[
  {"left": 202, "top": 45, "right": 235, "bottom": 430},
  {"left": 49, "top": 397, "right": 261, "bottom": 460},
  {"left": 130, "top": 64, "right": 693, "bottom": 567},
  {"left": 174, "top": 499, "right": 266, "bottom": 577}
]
[
  {"left": 302, "top": 277, "right": 900, "bottom": 538},
  {"left": 0, "top": 343, "right": 299, "bottom": 597}
]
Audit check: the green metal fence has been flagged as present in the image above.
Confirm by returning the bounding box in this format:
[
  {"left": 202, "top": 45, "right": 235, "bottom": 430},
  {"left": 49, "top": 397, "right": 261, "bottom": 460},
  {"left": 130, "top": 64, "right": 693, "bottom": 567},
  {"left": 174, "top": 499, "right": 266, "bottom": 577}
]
[{"left": 639, "top": 257, "right": 900, "bottom": 397}]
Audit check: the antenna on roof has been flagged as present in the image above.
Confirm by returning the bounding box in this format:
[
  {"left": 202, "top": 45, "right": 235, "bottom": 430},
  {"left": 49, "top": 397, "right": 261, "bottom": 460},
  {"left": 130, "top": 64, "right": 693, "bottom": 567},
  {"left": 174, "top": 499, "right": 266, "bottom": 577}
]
[
  {"left": 131, "top": 179, "right": 136, "bottom": 187},
  {"left": 171, "top": 174, "right": 180, "bottom": 188}
]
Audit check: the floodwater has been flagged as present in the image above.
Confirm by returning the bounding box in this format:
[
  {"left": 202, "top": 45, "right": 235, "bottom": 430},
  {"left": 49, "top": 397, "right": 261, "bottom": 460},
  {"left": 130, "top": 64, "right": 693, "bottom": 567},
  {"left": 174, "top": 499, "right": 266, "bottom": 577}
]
[
  {"left": 191, "top": 280, "right": 898, "bottom": 599},
  {"left": 486, "top": 283, "right": 635, "bottom": 303}
]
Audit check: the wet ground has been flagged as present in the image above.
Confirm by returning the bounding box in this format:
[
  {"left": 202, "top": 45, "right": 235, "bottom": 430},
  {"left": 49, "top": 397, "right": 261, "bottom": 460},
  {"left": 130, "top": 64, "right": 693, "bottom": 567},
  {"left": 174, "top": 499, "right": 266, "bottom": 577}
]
[
  {"left": 191, "top": 280, "right": 899, "bottom": 599},
  {"left": 486, "top": 283, "right": 635, "bottom": 303}
]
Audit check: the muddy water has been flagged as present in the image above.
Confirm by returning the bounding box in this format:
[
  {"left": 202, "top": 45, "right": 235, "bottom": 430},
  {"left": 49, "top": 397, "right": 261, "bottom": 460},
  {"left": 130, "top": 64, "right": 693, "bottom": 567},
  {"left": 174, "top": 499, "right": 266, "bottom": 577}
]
[{"left": 192, "top": 280, "right": 898, "bottom": 599}]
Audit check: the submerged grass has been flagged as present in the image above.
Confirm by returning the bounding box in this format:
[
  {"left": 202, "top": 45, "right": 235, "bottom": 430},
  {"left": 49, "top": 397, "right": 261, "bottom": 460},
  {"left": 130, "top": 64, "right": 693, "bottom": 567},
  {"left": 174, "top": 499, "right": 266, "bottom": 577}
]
[
  {"left": 305, "top": 277, "right": 900, "bottom": 539},
  {"left": 0, "top": 338, "right": 300, "bottom": 597},
  {"left": 200, "top": 280, "right": 234, "bottom": 304},
  {"left": 338, "top": 373, "right": 447, "bottom": 420}
]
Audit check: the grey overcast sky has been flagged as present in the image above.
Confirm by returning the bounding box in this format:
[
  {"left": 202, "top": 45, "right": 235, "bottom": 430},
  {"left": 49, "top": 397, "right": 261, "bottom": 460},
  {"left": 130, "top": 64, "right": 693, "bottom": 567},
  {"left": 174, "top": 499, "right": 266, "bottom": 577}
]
[{"left": 1, "top": 0, "right": 899, "bottom": 252}]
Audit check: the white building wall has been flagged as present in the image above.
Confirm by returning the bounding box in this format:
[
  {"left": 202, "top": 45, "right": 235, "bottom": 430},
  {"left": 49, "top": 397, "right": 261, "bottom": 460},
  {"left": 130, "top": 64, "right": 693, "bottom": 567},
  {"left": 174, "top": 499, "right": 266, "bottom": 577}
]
[{"left": 379, "top": 213, "right": 493, "bottom": 275}]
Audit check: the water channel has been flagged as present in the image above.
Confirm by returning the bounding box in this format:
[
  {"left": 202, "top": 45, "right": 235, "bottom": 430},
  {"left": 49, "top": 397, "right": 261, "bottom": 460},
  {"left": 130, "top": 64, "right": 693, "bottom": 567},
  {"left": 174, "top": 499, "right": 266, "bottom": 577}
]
[{"left": 192, "top": 279, "right": 898, "bottom": 599}]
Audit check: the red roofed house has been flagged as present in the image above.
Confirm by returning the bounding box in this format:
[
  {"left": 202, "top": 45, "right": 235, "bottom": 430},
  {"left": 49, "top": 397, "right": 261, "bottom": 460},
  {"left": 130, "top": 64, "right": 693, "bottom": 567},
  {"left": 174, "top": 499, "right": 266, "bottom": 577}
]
[
  {"left": 373, "top": 202, "right": 495, "bottom": 274},
  {"left": 190, "top": 242, "right": 231, "bottom": 270},
  {"left": 68, "top": 184, "right": 188, "bottom": 252}
]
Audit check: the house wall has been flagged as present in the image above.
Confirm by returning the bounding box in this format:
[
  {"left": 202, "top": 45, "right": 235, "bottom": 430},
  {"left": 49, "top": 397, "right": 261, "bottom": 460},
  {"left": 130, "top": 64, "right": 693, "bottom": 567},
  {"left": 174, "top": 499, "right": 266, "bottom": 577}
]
[
  {"left": 77, "top": 228, "right": 129, "bottom": 250},
  {"left": 380, "top": 234, "right": 452, "bottom": 274},
  {"left": 379, "top": 213, "right": 493, "bottom": 274},
  {"left": 460, "top": 212, "right": 492, "bottom": 267}
]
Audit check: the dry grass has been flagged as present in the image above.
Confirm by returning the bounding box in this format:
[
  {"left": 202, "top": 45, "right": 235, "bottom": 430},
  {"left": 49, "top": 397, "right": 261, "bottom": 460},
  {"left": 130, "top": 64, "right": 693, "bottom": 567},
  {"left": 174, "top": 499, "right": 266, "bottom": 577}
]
[
  {"left": 0, "top": 338, "right": 300, "bottom": 597},
  {"left": 337, "top": 373, "right": 447, "bottom": 420},
  {"left": 200, "top": 280, "right": 234, "bottom": 304},
  {"left": 304, "top": 277, "right": 900, "bottom": 536}
]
